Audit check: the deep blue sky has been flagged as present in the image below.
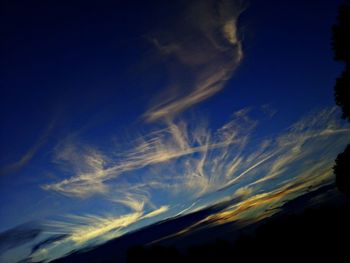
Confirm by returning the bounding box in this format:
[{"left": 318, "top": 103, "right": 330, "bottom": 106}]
[
  {"left": 0, "top": 0, "right": 343, "bottom": 160},
  {"left": 1, "top": 1, "right": 349, "bottom": 262}
]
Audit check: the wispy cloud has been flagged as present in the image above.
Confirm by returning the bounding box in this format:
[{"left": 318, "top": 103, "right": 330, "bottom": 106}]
[
  {"left": 42, "top": 144, "right": 110, "bottom": 197},
  {"left": 0, "top": 223, "right": 42, "bottom": 253},
  {"left": 142, "top": 205, "right": 169, "bottom": 219},
  {"left": 0, "top": 120, "right": 55, "bottom": 176},
  {"left": 10, "top": 107, "right": 350, "bottom": 262},
  {"left": 43, "top": 108, "right": 349, "bottom": 203},
  {"left": 143, "top": 0, "right": 245, "bottom": 122},
  {"left": 29, "top": 205, "right": 170, "bottom": 262},
  {"left": 42, "top": 108, "right": 256, "bottom": 198},
  {"left": 149, "top": 164, "right": 337, "bottom": 242}
]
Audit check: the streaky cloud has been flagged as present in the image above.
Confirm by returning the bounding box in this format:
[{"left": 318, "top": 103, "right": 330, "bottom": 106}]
[
  {"left": 144, "top": 0, "right": 245, "bottom": 122},
  {"left": 142, "top": 205, "right": 169, "bottom": 219},
  {"left": 43, "top": 108, "right": 349, "bottom": 204},
  {"left": 31, "top": 234, "right": 68, "bottom": 254},
  {"left": 42, "top": 108, "right": 256, "bottom": 198},
  {"left": 29, "top": 107, "right": 350, "bottom": 262},
  {"left": 0, "top": 120, "right": 55, "bottom": 176},
  {"left": 29, "top": 205, "right": 170, "bottom": 262},
  {"left": 0, "top": 223, "right": 42, "bottom": 252}
]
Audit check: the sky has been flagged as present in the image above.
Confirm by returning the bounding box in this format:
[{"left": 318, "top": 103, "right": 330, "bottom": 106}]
[{"left": 1, "top": 0, "right": 349, "bottom": 262}]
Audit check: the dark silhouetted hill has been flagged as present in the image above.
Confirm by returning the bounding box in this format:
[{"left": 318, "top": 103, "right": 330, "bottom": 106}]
[
  {"left": 127, "top": 202, "right": 350, "bottom": 263},
  {"left": 48, "top": 184, "right": 349, "bottom": 263}
]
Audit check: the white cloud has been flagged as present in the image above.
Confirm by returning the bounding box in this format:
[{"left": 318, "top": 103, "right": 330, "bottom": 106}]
[
  {"left": 144, "top": 0, "right": 245, "bottom": 122},
  {"left": 35, "top": 107, "right": 350, "bottom": 262}
]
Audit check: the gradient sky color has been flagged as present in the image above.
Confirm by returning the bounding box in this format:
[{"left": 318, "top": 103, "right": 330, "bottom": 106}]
[{"left": 1, "top": 1, "right": 349, "bottom": 262}]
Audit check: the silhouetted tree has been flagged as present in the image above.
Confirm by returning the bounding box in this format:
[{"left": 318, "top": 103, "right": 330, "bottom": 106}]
[
  {"left": 332, "top": 0, "right": 350, "bottom": 121},
  {"left": 332, "top": 0, "right": 350, "bottom": 196},
  {"left": 332, "top": 0, "right": 350, "bottom": 63},
  {"left": 334, "top": 65, "right": 350, "bottom": 121},
  {"left": 334, "top": 145, "right": 350, "bottom": 197}
]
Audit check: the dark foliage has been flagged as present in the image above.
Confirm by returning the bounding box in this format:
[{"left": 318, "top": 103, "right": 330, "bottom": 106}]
[
  {"left": 332, "top": 0, "right": 350, "bottom": 62},
  {"left": 333, "top": 0, "right": 350, "bottom": 196},
  {"left": 334, "top": 145, "right": 350, "bottom": 197},
  {"left": 334, "top": 65, "right": 350, "bottom": 121},
  {"left": 332, "top": 0, "right": 350, "bottom": 121}
]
